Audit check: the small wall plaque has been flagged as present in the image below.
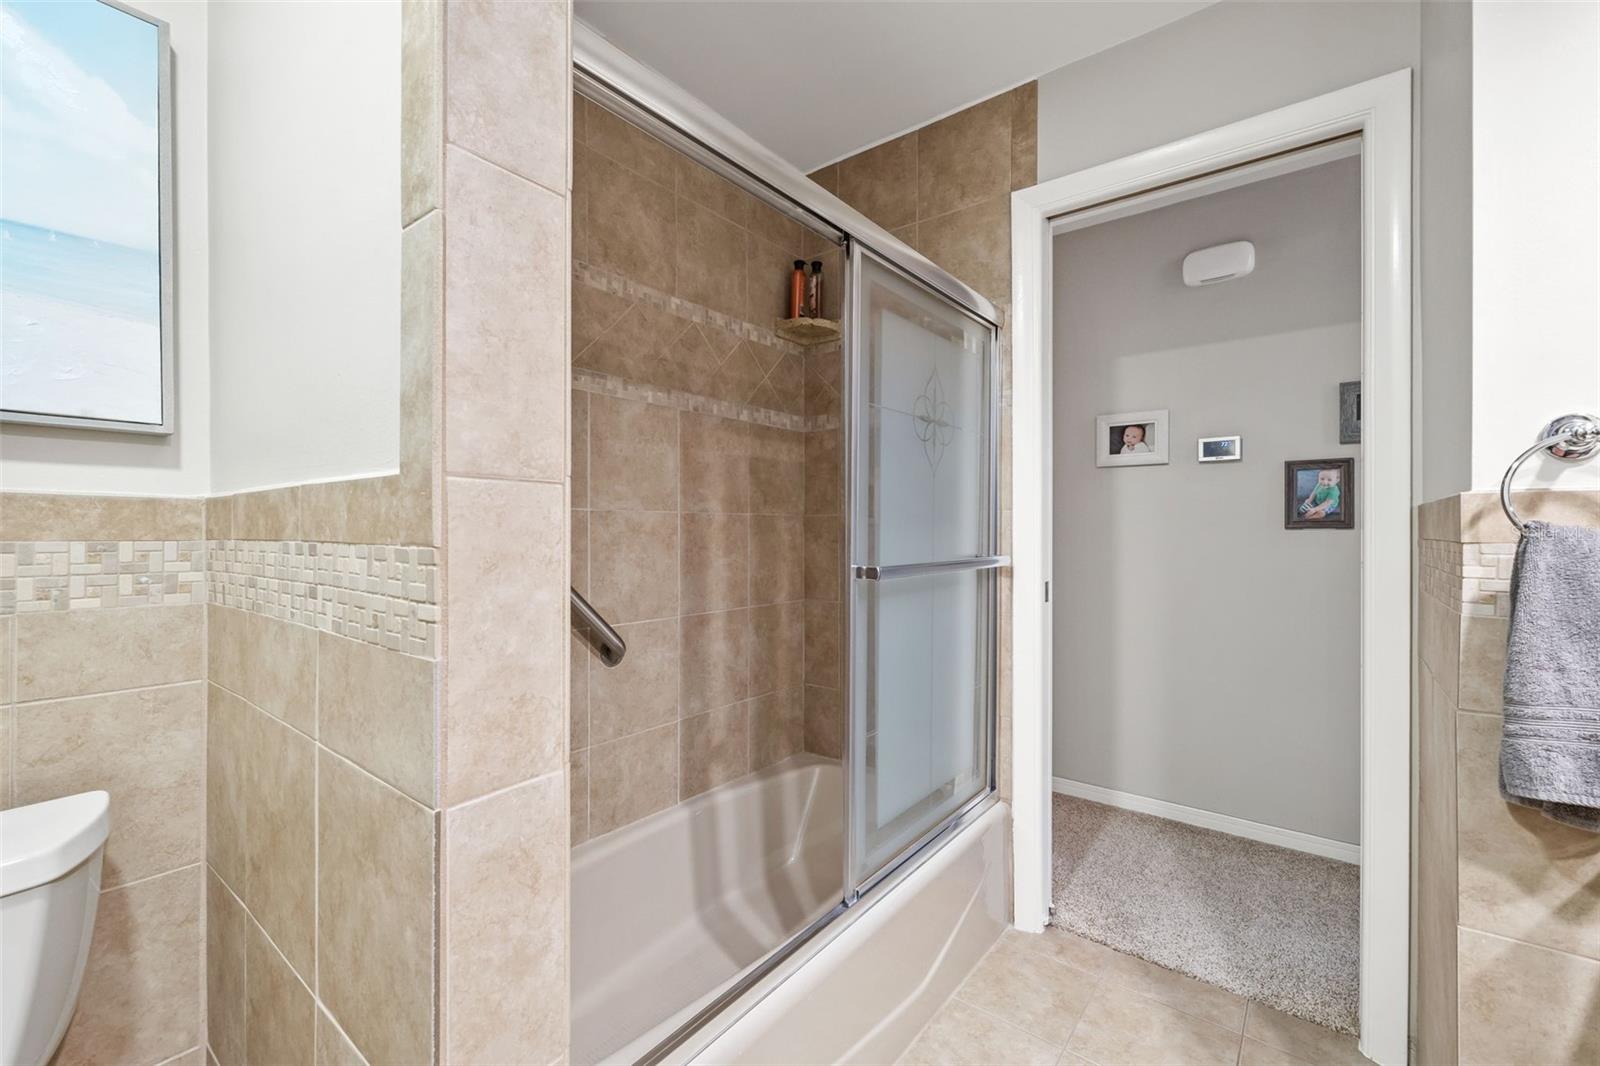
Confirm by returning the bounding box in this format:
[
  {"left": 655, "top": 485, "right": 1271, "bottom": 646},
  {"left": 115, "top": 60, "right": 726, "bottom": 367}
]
[{"left": 1339, "top": 381, "right": 1361, "bottom": 444}]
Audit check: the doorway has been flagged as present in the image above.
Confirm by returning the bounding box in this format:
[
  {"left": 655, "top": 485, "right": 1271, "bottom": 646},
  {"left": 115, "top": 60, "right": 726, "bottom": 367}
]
[{"left": 1009, "top": 71, "right": 1413, "bottom": 1066}]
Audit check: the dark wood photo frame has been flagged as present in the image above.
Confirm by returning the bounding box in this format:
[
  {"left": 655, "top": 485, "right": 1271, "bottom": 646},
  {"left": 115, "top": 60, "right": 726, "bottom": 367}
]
[{"left": 1284, "top": 457, "right": 1355, "bottom": 530}]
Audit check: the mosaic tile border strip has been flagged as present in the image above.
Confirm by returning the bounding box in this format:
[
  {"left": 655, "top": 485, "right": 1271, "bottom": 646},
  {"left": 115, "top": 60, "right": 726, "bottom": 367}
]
[
  {"left": 1420, "top": 538, "right": 1515, "bottom": 618},
  {"left": 208, "top": 540, "right": 439, "bottom": 657},
  {"left": 1, "top": 540, "right": 206, "bottom": 613},
  {"left": 574, "top": 368, "right": 839, "bottom": 433},
  {"left": 575, "top": 260, "right": 809, "bottom": 358}
]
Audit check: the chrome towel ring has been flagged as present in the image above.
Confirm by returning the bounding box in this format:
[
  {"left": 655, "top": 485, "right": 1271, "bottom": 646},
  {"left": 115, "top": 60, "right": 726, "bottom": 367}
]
[{"left": 1499, "top": 413, "right": 1600, "bottom": 534}]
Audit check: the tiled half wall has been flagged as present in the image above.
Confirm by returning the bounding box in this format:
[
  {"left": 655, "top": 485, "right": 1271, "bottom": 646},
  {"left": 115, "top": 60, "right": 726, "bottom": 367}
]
[
  {"left": 0, "top": 494, "right": 438, "bottom": 1066},
  {"left": 1414, "top": 489, "right": 1600, "bottom": 1066}
]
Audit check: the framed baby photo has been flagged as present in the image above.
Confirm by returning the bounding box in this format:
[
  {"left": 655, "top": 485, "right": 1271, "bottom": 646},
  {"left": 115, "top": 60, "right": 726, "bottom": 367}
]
[
  {"left": 1095, "top": 409, "right": 1169, "bottom": 467},
  {"left": 1284, "top": 457, "right": 1355, "bottom": 530}
]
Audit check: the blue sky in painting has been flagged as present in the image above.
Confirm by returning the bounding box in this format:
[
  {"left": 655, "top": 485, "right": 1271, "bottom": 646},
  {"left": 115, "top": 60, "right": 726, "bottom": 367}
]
[{"left": 0, "top": 0, "right": 160, "bottom": 250}]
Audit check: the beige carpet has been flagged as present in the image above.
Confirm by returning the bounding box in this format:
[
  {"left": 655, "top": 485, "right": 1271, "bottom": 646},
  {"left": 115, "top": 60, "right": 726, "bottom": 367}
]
[{"left": 1050, "top": 793, "right": 1360, "bottom": 1034}]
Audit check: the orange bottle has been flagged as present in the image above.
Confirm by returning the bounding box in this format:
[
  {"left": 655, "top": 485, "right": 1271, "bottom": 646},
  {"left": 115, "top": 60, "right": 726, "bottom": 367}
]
[{"left": 789, "top": 260, "right": 806, "bottom": 319}]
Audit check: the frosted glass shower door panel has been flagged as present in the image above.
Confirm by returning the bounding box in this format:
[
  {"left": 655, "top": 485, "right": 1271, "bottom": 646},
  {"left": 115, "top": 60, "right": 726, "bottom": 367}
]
[{"left": 848, "top": 249, "right": 998, "bottom": 889}]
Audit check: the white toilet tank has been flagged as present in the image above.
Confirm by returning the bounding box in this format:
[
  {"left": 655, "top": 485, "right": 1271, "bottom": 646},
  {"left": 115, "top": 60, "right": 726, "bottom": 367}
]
[{"left": 1, "top": 791, "right": 111, "bottom": 1066}]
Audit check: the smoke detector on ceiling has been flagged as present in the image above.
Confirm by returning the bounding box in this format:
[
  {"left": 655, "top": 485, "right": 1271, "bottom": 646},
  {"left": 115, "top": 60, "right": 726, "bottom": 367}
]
[{"left": 1182, "top": 241, "right": 1256, "bottom": 287}]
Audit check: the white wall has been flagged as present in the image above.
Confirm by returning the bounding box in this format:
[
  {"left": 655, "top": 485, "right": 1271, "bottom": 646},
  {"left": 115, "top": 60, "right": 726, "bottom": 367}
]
[
  {"left": 1036, "top": 0, "right": 1420, "bottom": 180},
  {"left": 1469, "top": 0, "right": 1600, "bottom": 493},
  {"left": 206, "top": 0, "right": 400, "bottom": 494},
  {"left": 1051, "top": 159, "right": 1362, "bottom": 844},
  {"left": 0, "top": 0, "right": 210, "bottom": 497}
]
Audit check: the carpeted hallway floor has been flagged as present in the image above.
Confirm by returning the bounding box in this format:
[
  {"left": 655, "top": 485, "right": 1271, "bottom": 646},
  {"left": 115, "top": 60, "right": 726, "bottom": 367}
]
[{"left": 1050, "top": 793, "right": 1360, "bottom": 1034}]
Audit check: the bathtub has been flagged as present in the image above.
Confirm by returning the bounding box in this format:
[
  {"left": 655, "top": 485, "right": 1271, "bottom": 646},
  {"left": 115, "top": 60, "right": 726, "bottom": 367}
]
[{"left": 571, "top": 753, "right": 1009, "bottom": 1065}]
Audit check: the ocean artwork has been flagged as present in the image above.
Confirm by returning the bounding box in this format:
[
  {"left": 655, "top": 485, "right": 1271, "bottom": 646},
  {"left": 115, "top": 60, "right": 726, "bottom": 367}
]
[{"left": 1, "top": 0, "right": 167, "bottom": 428}]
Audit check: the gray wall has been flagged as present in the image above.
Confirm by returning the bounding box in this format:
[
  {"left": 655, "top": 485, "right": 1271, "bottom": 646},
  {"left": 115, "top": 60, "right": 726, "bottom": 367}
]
[{"left": 1051, "top": 158, "right": 1361, "bottom": 844}]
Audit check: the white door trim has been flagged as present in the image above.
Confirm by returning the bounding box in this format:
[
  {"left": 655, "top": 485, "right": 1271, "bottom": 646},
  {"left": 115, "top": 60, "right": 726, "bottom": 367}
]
[{"left": 1009, "top": 69, "right": 1412, "bottom": 1066}]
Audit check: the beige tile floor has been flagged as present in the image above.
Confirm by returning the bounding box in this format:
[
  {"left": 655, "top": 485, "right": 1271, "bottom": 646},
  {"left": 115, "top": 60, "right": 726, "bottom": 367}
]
[{"left": 898, "top": 927, "right": 1373, "bottom": 1066}]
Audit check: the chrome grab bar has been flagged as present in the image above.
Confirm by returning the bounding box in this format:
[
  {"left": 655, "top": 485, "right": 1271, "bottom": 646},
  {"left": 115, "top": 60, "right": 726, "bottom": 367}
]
[
  {"left": 571, "top": 587, "right": 626, "bottom": 666},
  {"left": 853, "top": 556, "right": 1010, "bottom": 581}
]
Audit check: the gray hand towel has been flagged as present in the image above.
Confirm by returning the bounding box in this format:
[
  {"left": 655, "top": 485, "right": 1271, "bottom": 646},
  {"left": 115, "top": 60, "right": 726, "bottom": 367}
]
[{"left": 1498, "top": 520, "right": 1600, "bottom": 830}]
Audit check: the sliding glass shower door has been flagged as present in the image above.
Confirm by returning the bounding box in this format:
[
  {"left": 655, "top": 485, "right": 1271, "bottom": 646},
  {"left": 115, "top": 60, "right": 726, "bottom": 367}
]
[{"left": 846, "top": 246, "right": 1001, "bottom": 893}]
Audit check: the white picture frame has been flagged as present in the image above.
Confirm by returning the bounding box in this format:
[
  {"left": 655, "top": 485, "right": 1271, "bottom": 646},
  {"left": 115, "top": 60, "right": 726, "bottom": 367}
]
[
  {"left": 0, "top": 0, "right": 175, "bottom": 435},
  {"left": 1095, "top": 409, "right": 1169, "bottom": 467}
]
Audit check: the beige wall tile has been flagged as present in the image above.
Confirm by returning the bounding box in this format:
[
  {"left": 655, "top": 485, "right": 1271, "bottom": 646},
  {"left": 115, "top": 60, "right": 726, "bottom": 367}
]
[
  {"left": 315, "top": 1006, "right": 370, "bottom": 1066},
  {"left": 1457, "top": 710, "right": 1600, "bottom": 957},
  {"left": 916, "top": 94, "right": 1013, "bottom": 220},
  {"left": 583, "top": 98, "right": 676, "bottom": 186},
  {"left": 317, "top": 751, "right": 435, "bottom": 1066},
  {"left": 0, "top": 705, "right": 10, "bottom": 810},
  {"left": 56, "top": 865, "right": 201, "bottom": 1066},
  {"left": 589, "top": 617, "right": 678, "bottom": 744},
  {"left": 588, "top": 723, "right": 677, "bottom": 836},
  {"left": 804, "top": 683, "right": 842, "bottom": 759},
  {"left": 681, "top": 704, "right": 750, "bottom": 798},
  {"left": 743, "top": 233, "right": 804, "bottom": 327},
  {"left": 900, "top": 997, "right": 1057, "bottom": 1066},
  {"left": 804, "top": 599, "right": 841, "bottom": 688},
  {"left": 233, "top": 487, "right": 302, "bottom": 540},
  {"left": 916, "top": 195, "right": 1012, "bottom": 304},
  {"left": 443, "top": 476, "right": 566, "bottom": 805},
  {"left": 571, "top": 629, "right": 591, "bottom": 750},
  {"left": 675, "top": 197, "right": 748, "bottom": 319},
  {"left": 1418, "top": 593, "right": 1461, "bottom": 707},
  {"left": 803, "top": 427, "right": 841, "bottom": 517},
  {"left": 401, "top": 0, "right": 442, "bottom": 226},
  {"left": 803, "top": 514, "right": 842, "bottom": 602},
  {"left": 297, "top": 473, "right": 434, "bottom": 552},
  {"left": 570, "top": 750, "right": 590, "bottom": 846},
  {"left": 206, "top": 870, "right": 247, "bottom": 1066},
  {"left": 750, "top": 425, "right": 805, "bottom": 516},
  {"left": 956, "top": 938, "right": 1095, "bottom": 1045},
  {"left": 443, "top": 146, "right": 567, "bottom": 480},
  {"left": 588, "top": 393, "right": 679, "bottom": 511},
  {"left": 247, "top": 709, "right": 317, "bottom": 981},
  {"left": 246, "top": 920, "right": 316, "bottom": 1066},
  {"left": 750, "top": 515, "right": 804, "bottom": 606},
  {"left": 1009, "top": 82, "right": 1039, "bottom": 190},
  {"left": 750, "top": 601, "right": 803, "bottom": 697},
  {"left": 681, "top": 412, "right": 750, "bottom": 515},
  {"left": 680, "top": 609, "right": 750, "bottom": 715},
  {"left": 750, "top": 688, "right": 803, "bottom": 770},
  {"left": 676, "top": 153, "right": 749, "bottom": 226},
  {"left": 1458, "top": 613, "right": 1509, "bottom": 713},
  {"left": 205, "top": 496, "right": 235, "bottom": 540},
  {"left": 681, "top": 513, "right": 749, "bottom": 614},
  {"left": 0, "top": 615, "right": 9, "bottom": 707},
  {"left": 836, "top": 134, "right": 917, "bottom": 231},
  {"left": 1457, "top": 927, "right": 1600, "bottom": 1065},
  {"left": 579, "top": 146, "right": 675, "bottom": 291},
  {"left": 207, "top": 684, "right": 251, "bottom": 894},
  {"left": 1416, "top": 671, "right": 1459, "bottom": 1066},
  {"left": 443, "top": 772, "right": 567, "bottom": 1064},
  {"left": 0, "top": 492, "right": 202, "bottom": 542},
  {"left": 207, "top": 605, "right": 316, "bottom": 734},
  {"left": 13, "top": 682, "right": 203, "bottom": 887},
  {"left": 318, "top": 632, "right": 436, "bottom": 806},
  {"left": 1460, "top": 489, "right": 1600, "bottom": 543},
  {"left": 747, "top": 197, "right": 803, "bottom": 253},
  {"left": 571, "top": 389, "right": 589, "bottom": 509},
  {"left": 17, "top": 604, "right": 203, "bottom": 702},
  {"left": 808, "top": 163, "right": 839, "bottom": 196},
  {"left": 588, "top": 510, "right": 678, "bottom": 624},
  {"left": 1418, "top": 495, "right": 1462, "bottom": 543},
  {"left": 445, "top": 0, "right": 566, "bottom": 193}
]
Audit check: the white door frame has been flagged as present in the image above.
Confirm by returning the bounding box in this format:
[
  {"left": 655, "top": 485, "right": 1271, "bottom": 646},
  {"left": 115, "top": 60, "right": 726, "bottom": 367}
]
[{"left": 1009, "top": 70, "right": 1412, "bottom": 1066}]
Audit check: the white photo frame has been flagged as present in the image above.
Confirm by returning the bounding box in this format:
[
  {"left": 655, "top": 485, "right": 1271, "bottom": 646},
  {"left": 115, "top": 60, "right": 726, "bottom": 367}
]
[{"left": 1095, "top": 409, "right": 1169, "bottom": 467}]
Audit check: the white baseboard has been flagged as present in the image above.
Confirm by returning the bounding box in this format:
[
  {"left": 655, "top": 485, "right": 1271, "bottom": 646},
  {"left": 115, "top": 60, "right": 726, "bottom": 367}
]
[{"left": 1051, "top": 777, "right": 1361, "bottom": 865}]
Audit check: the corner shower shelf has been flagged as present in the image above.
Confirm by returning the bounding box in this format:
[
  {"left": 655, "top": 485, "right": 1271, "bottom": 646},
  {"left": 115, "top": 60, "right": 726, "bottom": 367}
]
[{"left": 775, "top": 316, "right": 841, "bottom": 346}]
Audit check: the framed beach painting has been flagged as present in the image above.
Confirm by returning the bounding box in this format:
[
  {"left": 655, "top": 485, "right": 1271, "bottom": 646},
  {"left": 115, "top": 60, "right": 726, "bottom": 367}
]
[{"left": 1, "top": 0, "right": 174, "bottom": 434}]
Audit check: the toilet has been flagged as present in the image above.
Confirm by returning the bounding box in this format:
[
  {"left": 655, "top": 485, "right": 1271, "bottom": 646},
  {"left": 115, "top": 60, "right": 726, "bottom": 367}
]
[{"left": 1, "top": 792, "right": 111, "bottom": 1066}]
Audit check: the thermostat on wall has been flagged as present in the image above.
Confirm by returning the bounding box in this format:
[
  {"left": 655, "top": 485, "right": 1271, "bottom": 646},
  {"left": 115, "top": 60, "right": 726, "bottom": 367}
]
[{"left": 1182, "top": 241, "right": 1255, "bottom": 286}]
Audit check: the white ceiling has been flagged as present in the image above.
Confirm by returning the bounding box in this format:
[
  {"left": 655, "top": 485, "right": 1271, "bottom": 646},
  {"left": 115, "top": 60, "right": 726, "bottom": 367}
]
[{"left": 575, "top": 1, "right": 1216, "bottom": 171}]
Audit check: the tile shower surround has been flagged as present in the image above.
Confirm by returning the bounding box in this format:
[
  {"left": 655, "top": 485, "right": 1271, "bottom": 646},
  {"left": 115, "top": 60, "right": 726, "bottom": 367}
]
[{"left": 1415, "top": 489, "right": 1600, "bottom": 1066}]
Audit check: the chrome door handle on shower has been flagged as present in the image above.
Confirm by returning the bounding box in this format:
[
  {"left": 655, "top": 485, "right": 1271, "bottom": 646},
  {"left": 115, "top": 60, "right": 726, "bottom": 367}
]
[
  {"left": 853, "top": 556, "right": 1010, "bottom": 581},
  {"left": 571, "top": 587, "right": 626, "bottom": 666}
]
